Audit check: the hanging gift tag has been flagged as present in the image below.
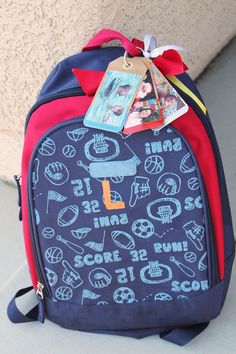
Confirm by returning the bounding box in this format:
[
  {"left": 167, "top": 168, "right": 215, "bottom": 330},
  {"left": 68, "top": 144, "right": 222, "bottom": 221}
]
[
  {"left": 83, "top": 57, "right": 148, "bottom": 132},
  {"left": 123, "top": 60, "right": 164, "bottom": 135},
  {"left": 150, "top": 62, "right": 189, "bottom": 129}
]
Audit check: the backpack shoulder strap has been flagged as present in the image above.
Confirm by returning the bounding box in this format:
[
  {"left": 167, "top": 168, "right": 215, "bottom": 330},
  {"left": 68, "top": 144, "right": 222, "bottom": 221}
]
[
  {"left": 160, "top": 322, "right": 209, "bottom": 346},
  {"left": 7, "top": 286, "right": 44, "bottom": 324}
]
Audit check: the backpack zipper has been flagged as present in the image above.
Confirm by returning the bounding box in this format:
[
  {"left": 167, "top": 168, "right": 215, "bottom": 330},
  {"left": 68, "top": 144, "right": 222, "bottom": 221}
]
[
  {"left": 24, "top": 87, "right": 84, "bottom": 132},
  {"left": 14, "top": 175, "right": 22, "bottom": 221},
  {"left": 36, "top": 281, "right": 45, "bottom": 300}
]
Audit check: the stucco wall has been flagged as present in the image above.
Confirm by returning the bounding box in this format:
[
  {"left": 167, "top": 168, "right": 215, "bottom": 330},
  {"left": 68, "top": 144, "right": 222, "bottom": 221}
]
[{"left": 0, "top": 0, "right": 236, "bottom": 182}]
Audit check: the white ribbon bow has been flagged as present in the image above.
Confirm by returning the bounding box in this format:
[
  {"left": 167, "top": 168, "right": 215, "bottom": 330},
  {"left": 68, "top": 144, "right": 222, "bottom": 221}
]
[{"left": 137, "top": 33, "right": 190, "bottom": 58}]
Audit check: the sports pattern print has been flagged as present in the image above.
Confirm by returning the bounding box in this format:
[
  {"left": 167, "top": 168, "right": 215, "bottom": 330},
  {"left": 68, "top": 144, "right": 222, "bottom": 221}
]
[{"left": 30, "top": 119, "right": 211, "bottom": 306}]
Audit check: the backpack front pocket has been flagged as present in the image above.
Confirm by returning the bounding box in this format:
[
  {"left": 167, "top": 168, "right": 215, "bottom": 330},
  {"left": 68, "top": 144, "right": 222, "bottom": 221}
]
[{"left": 28, "top": 118, "right": 218, "bottom": 305}]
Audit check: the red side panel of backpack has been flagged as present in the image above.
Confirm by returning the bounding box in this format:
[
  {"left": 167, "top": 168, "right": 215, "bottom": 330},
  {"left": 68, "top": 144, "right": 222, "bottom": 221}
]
[{"left": 172, "top": 110, "right": 225, "bottom": 279}]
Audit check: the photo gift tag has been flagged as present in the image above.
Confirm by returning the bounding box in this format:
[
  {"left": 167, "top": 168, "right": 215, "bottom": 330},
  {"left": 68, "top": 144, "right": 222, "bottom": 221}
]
[
  {"left": 123, "top": 62, "right": 164, "bottom": 135},
  {"left": 150, "top": 62, "right": 189, "bottom": 129},
  {"left": 83, "top": 57, "right": 148, "bottom": 132}
]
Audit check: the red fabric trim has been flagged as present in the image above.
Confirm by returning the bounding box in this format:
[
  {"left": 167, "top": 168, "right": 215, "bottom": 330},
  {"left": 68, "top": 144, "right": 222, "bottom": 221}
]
[
  {"left": 82, "top": 29, "right": 187, "bottom": 76},
  {"left": 152, "top": 49, "right": 188, "bottom": 76},
  {"left": 132, "top": 37, "right": 144, "bottom": 50},
  {"left": 172, "top": 108, "right": 224, "bottom": 280},
  {"left": 21, "top": 96, "right": 92, "bottom": 288},
  {"left": 82, "top": 28, "right": 141, "bottom": 57},
  {"left": 72, "top": 68, "right": 105, "bottom": 96}
]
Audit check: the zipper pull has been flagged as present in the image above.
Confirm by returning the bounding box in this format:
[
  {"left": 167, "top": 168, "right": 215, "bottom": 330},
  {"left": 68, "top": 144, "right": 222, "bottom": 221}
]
[
  {"left": 36, "top": 281, "right": 44, "bottom": 300},
  {"left": 36, "top": 281, "right": 45, "bottom": 323},
  {"left": 13, "top": 175, "right": 22, "bottom": 221}
]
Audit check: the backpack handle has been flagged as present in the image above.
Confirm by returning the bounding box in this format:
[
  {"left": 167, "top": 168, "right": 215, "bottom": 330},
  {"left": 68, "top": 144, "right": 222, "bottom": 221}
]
[{"left": 82, "top": 29, "right": 141, "bottom": 56}]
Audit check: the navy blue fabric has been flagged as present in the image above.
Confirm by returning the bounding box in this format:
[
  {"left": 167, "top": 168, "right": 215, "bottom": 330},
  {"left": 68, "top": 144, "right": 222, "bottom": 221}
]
[
  {"left": 8, "top": 253, "right": 234, "bottom": 343},
  {"left": 92, "top": 323, "right": 209, "bottom": 343},
  {"left": 89, "top": 327, "right": 160, "bottom": 339},
  {"left": 35, "top": 252, "right": 234, "bottom": 336},
  {"left": 160, "top": 322, "right": 209, "bottom": 346},
  {"left": 7, "top": 286, "right": 44, "bottom": 323},
  {"left": 38, "top": 47, "right": 125, "bottom": 100},
  {"left": 176, "top": 73, "right": 207, "bottom": 109},
  {"left": 6, "top": 287, "right": 211, "bottom": 344},
  {"left": 44, "top": 272, "right": 225, "bottom": 331}
]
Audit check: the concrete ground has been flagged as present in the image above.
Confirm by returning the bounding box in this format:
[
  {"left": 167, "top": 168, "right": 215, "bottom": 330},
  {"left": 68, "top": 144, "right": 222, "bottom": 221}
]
[{"left": 0, "top": 37, "right": 236, "bottom": 353}]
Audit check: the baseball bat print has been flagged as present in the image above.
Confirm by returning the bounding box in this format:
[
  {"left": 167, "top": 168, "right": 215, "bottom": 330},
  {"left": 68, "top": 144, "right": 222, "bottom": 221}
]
[
  {"left": 56, "top": 235, "right": 84, "bottom": 254},
  {"left": 170, "top": 256, "right": 195, "bottom": 278}
]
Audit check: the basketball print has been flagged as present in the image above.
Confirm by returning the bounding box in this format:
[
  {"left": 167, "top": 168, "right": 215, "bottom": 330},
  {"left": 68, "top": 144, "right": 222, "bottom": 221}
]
[
  {"left": 55, "top": 286, "right": 73, "bottom": 301},
  {"left": 110, "top": 191, "right": 122, "bottom": 202},
  {"left": 103, "top": 190, "right": 123, "bottom": 204},
  {"left": 154, "top": 292, "right": 172, "bottom": 301},
  {"left": 110, "top": 176, "right": 124, "bottom": 183},
  {"left": 144, "top": 155, "right": 164, "bottom": 174},
  {"left": 45, "top": 247, "right": 63, "bottom": 264}
]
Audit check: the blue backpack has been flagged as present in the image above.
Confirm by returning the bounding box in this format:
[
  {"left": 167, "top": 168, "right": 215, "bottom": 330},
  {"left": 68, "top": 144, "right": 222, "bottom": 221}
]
[{"left": 8, "top": 29, "right": 235, "bottom": 346}]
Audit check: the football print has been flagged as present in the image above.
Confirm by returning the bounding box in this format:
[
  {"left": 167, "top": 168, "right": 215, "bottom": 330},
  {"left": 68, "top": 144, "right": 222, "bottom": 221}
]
[
  {"left": 57, "top": 205, "right": 79, "bottom": 227},
  {"left": 111, "top": 231, "right": 135, "bottom": 250},
  {"left": 180, "top": 152, "right": 195, "bottom": 173}
]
